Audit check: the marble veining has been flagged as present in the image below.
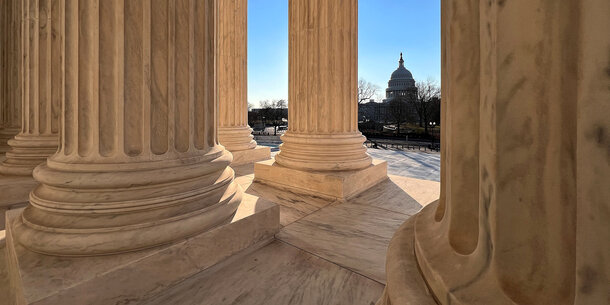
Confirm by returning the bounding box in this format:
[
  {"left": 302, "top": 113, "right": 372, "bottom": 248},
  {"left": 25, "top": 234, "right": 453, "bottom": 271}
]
[
  {"left": 277, "top": 202, "right": 414, "bottom": 284},
  {"left": 244, "top": 177, "right": 336, "bottom": 227},
  {"left": 142, "top": 241, "right": 384, "bottom": 305}
]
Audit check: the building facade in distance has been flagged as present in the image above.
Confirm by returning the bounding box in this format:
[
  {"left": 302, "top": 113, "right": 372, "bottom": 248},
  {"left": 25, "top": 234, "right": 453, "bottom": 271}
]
[{"left": 359, "top": 53, "right": 418, "bottom": 124}]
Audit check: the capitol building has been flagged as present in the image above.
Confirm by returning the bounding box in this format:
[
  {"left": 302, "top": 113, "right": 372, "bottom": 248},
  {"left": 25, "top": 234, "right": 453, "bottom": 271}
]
[
  {"left": 383, "top": 53, "right": 418, "bottom": 103},
  {"left": 359, "top": 53, "right": 418, "bottom": 123}
]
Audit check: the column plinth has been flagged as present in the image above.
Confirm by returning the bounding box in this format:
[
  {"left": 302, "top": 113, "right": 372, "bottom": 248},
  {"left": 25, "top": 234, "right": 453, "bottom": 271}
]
[
  {"left": 254, "top": 0, "right": 387, "bottom": 199},
  {"left": 217, "top": 0, "right": 269, "bottom": 165},
  {"left": 13, "top": 0, "right": 244, "bottom": 257}
]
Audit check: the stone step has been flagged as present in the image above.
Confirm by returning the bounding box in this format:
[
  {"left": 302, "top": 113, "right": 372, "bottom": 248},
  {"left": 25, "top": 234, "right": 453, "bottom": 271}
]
[
  {"left": 140, "top": 240, "right": 384, "bottom": 305},
  {"left": 5, "top": 193, "right": 279, "bottom": 305},
  {"left": 0, "top": 230, "right": 13, "bottom": 305}
]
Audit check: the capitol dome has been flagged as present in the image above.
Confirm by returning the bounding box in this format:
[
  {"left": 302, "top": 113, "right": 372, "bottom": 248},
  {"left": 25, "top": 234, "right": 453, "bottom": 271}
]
[
  {"left": 384, "top": 53, "right": 417, "bottom": 102},
  {"left": 390, "top": 58, "right": 414, "bottom": 80}
]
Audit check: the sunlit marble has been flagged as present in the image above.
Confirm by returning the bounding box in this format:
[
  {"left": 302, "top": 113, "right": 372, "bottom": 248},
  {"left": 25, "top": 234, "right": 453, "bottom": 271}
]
[{"left": 143, "top": 241, "right": 384, "bottom": 305}]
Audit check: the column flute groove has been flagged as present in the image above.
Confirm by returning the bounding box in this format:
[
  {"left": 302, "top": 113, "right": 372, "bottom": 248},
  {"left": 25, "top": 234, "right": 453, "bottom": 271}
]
[
  {"left": 254, "top": 0, "right": 386, "bottom": 200},
  {"left": 217, "top": 0, "right": 270, "bottom": 165},
  {"left": 14, "top": 0, "right": 243, "bottom": 256},
  {"left": 0, "top": 0, "right": 22, "bottom": 154},
  {"left": 275, "top": 0, "right": 371, "bottom": 171},
  {"left": 0, "top": 0, "right": 60, "bottom": 176}
]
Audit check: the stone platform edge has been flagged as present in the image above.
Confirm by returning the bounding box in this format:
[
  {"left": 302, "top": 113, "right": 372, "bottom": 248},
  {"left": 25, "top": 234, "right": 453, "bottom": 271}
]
[
  {"left": 0, "top": 174, "right": 38, "bottom": 230},
  {"left": 5, "top": 193, "right": 280, "bottom": 305},
  {"left": 253, "top": 158, "right": 388, "bottom": 201},
  {"left": 230, "top": 145, "right": 271, "bottom": 166}
]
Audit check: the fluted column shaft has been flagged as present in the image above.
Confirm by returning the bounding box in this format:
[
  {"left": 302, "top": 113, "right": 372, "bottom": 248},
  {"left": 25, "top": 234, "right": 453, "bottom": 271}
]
[
  {"left": 412, "top": 0, "right": 609, "bottom": 304},
  {"left": 217, "top": 0, "right": 255, "bottom": 152},
  {"left": 275, "top": 0, "right": 371, "bottom": 171},
  {"left": 0, "top": 0, "right": 60, "bottom": 175},
  {"left": 15, "top": 0, "right": 242, "bottom": 257},
  {"left": 0, "top": 0, "right": 22, "bottom": 154}
]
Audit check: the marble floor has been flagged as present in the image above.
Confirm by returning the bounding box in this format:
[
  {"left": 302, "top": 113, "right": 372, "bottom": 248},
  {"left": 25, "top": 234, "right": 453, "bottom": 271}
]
[
  {"left": 259, "top": 144, "right": 441, "bottom": 182},
  {"left": 0, "top": 163, "right": 440, "bottom": 305},
  {"left": 139, "top": 165, "right": 439, "bottom": 304}
]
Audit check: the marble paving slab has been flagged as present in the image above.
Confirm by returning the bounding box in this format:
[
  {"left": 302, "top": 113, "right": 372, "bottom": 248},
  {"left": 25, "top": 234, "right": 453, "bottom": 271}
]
[
  {"left": 387, "top": 174, "right": 440, "bottom": 207},
  {"left": 233, "top": 162, "right": 338, "bottom": 227},
  {"left": 232, "top": 163, "right": 256, "bottom": 190},
  {"left": 348, "top": 175, "right": 424, "bottom": 215},
  {"left": 0, "top": 231, "right": 11, "bottom": 305},
  {"left": 232, "top": 162, "right": 255, "bottom": 177},
  {"left": 243, "top": 179, "right": 336, "bottom": 227},
  {"left": 225, "top": 164, "right": 333, "bottom": 228},
  {"left": 142, "top": 240, "right": 384, "bottom": 305},
  {"left": 277, "top": 202, "right": 412, "bottom": 284}
]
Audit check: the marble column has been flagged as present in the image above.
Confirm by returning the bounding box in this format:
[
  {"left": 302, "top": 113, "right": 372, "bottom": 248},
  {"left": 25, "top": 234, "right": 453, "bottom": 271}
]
[
  {"left": 379, "top": 0, "right": 609, "bottom": 304},
  {"left": 217, "top": 0, "right": 270, "bottom": 165},
  {"left": 254, "top": 0, "right": 387, "bottom": 200},
  {"left": 0, "top": 0, "right": 22, "bottom": 154},
  {"left": 14, "top": 0, "right": 243, "bottom": 256},
  {"left": 276, "top": 0, "right": 369, "bottom": 172},
  {"left": 0, "top": 0, "right": 60, "bottom": 176}
]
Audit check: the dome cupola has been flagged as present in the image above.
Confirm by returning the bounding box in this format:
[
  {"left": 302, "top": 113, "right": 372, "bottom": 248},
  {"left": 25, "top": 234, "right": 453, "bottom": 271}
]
[
  {"left": 386, "top": 53, "right": 416, "bottom": 97},
  {"left": 390, "top": 53, "right": 414, "bottom": 80}
]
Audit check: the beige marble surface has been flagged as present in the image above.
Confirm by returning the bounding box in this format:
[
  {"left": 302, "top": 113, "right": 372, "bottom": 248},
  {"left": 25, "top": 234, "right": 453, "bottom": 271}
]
[
  {"left": 375, "top": 217, "right": 436, "bottom": 305},
  {"left": 230, "top": 145, "right": 271, "bottom": 166},
  {"left": 275, "top": 0, "right": 373, "bottom": 173},
  {"left": 6, "top": 194, "right": 279, "bottom": 305},
  {"left": 381, "top": 0, "right": 610, "bottom": 304},
  {"left": 143, "top": 240, "right": 384, "bottom": 305},
  {"left": 1, "top": 157, "right": 440, "bottom": 305},
  {"left": 234, "top": 163, "right": 336, "bottom": 227},
  {"left": 217, "top": 0, "right": 258, "bottom": 154},
  {"left": 237, "top": 167, "right": 435, "bottom": 285},
  {"left": 255, "top": 158, "right": 388, "bottom": 200},
  {"left": 0, "top": 0, "right": 60, "bottom": 176},
  {"left": 277, "top": 202, "right": 412, "bottom": 284},
  {"left": 0, "top": 230, "right": 10, "bottom": 305},
  {"left": 14, "top": 0, "right": 249, "bottom": 257},
  {"left": 349, "top": 175, "right": 434, "bottom": 215},
  {"left": 387, "top": 174, "right": 440, "bottom": 207},
  {"left": 0, "top": 0, "right": 22, "bottom": 154},
  {"left": 0, "top": 174, "right": 37, "bottom": 209}
]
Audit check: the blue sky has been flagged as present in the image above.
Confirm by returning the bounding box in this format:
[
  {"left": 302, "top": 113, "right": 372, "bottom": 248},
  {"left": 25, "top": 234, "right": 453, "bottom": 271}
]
[{"left": 247, "top": 0, "right": 440, "bottom": 106}]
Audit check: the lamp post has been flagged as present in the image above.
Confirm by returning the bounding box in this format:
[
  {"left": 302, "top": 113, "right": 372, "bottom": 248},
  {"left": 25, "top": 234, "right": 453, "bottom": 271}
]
[{"left": 429, "top": 121, "right": 437, "bottom": 150}]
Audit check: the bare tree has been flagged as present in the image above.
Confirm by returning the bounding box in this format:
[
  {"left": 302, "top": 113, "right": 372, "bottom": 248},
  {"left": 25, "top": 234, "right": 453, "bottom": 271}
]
[
  {"left": 412, "top": 78, "right": 441, "bottom": 135},
  {"left": 386, "top": 97, "right": 410, "bottom": 135},
  {"left": 260, "top": 99, "right": 287, "bottom": 136},
  {"left": 358, "top": 78, "right": 381, "bottom": 104}
]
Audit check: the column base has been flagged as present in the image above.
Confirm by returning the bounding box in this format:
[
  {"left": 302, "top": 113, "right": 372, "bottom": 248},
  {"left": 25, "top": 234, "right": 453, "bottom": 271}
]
[
  {"left": 0, "top": 134, "right": 58, "bottom": 176},
  {"left": 0, "top": 128, "right": 20, "bottom": 154},
  {"left": 0, "top": 163, "right": 38, "bottom": 230},
  {"left": 254, "top": 158, "right": 388, "bottom": 200},
  {"left": 375, "top": 215, "right": 438, "bottom": 305},
  {"left": 230, "top": 145, "right": 271, "bottom": 166},
  {"left": 4, "top": 192, "right": 279, "bottom": 305}
]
